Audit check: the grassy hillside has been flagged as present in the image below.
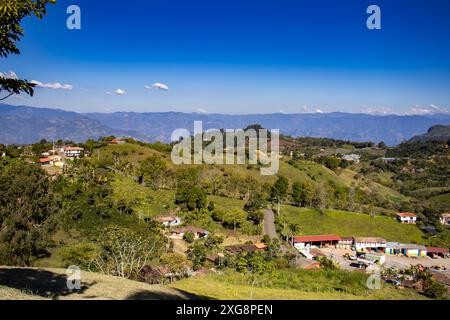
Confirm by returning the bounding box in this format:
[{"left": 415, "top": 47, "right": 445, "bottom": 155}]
[
  {"left": 171, "top": 272, "right": 426, "bottom": 300},
  {"left": 280, "top": 206, "right": 428, "bottom": 244},
  {"left": 0, "top": 267, "right": 204, "bottom": 300}
]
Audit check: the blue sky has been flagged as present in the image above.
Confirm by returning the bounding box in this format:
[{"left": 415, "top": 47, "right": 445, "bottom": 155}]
[{"left": 2, "top": 0, "right": 450, "bottom": 114}]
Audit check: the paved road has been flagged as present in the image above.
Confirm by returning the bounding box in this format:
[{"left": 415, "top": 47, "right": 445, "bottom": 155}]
[{"left": 263, "top": 209, "right": 278, "bottom": 239}]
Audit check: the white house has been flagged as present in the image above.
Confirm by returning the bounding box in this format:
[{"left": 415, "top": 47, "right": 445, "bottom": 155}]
[
  {"left": 354, "top": 237, "right": 387, "bottom": 252},
  {"left": 64, "top": 146, "right": 84, "bottom": 158},
  {"left": 341, "top": 154, "right": 361, "bottom": 163},
  {"left": 154, "top": 216, "right": 182, "bottom": 227},
  {"left": 440, "top": 213, "right": 450, "bottom": 225},
  {"left": 171, "top": 226, "right": 209, "bottom": 240},
  {"left": 396, "top": 212, "right": 417, "bottom": 224}
]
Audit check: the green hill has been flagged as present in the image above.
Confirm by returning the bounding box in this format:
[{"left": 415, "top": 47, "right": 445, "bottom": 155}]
[{"left": 280, "top": 206, "right": 428, "bottom": 244}]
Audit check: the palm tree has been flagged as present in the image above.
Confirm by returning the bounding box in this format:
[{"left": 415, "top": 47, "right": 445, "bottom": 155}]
[{"left": 288, "top": 223, "right": 300, "bottom": 246}]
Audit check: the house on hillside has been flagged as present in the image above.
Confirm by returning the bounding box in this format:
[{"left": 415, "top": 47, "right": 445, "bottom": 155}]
[
  {"left": 293, "top": 235, "right": 341, "bottom": 250},
  {"left": 354, "top": 237, "right": 387, "bottom": 252},
  {"left": 64, "top": 146, "right": 84, "bottom": 158},
  {"left": 341, "top": 154, "right": 361, "bottom": 163},
  {"left": 440, "top": 213, "right": 450, "bottom": 225},
  {"left": 396, "top": 212, "right": 417, "bottom": 224},
  {"left": 154, "top": 215, "right": 182, "bottom": 227},
  {"left": 38, "top": 157, "right": 52, "bottom": 166},
  {"left": 111, "top": 138, "right": 126, "bottom": 145},
  {"left": 427, "top": 247, "right": 449, "bottom": 258},
  {"left": 171, "top": 226, "right": 209, "bottom": 240}
]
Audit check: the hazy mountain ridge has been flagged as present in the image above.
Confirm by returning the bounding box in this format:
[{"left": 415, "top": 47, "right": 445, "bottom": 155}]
[
  {"left": 0, "top": 104, "right": 144, "bottom": 144},
  {"left": 86, "top": 111, "right": 450, "bottom": 146},
  {"left": 1, "top": 103, "right": 449, "bottom": 145},
  {"left": 408, "top": 124, "right": 450, "bottom": 143}
]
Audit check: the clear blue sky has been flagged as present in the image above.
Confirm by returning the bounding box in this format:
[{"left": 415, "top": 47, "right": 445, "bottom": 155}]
[{"left": 3, "top": 0, "right": 450, "bottom": 114}]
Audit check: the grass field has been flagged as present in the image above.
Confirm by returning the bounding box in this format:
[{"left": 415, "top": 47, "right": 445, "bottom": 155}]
[
  {"left": 0, "top": 267, "right": 426, "bottom": 300},
  {"left": 171, "top": 271, "right": 426, "bottom": 300},
  {"left": 280, "top": 206, "right": 428, "bottom": 244}
]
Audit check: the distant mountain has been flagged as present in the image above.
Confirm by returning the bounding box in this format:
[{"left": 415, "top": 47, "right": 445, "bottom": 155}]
[
  {"left": 1, "top": 103, "right": 449, "bottom": 145},
  {"left": 86, "top": 111, "right": 450, "bottom": 146},
  {"left": 408, "top": 125, "right": 450, "bottom": 143},
  {"left": 0, "top": 104, "right": 143, "bottom": 144}
]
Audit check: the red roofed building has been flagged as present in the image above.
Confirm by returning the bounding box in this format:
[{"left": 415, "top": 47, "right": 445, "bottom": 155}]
[
  {"left": 427, "top": 247, "right": 449, "bottom": 258},
  {"left": 396, "top": 212, "right": 417, "bottom": 224},
  {"left": 293, "top": 235, "right": 342, "bottom": 249}
]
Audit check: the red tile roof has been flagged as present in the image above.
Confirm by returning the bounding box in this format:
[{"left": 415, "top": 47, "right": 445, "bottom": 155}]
[
  {"left": 39, "top": 158, "right": 51, "bottom": 163},
  {"left": 293, "top": 235, "right": 341, "bottom": 243},
  {"left": 397, "top": 212, "right": 417, "bottom": 217},
  {"left": 427, "top": 247, "right": 449, "bottom": 254}
]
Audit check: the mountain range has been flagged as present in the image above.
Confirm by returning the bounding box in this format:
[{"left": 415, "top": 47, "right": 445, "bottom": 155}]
[{"left": 1, "top": 103, "right": 449, "bottom": 145}]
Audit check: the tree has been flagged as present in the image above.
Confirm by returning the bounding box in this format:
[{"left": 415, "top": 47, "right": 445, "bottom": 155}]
[
  {"left": 183, "top": 231, "right": 195, "bottom": 243},
  {"left": 91, "top": 226, "right": 162, "bottom": 279},
  {"left": 160, "top": 253, "right": 191, "bottom": 279},
  {"left": 0, "top": 162, "right": 58, "bottom": 266},
  {"left": 222, "top": 209, "right": 247, "bottom": 231},
  {"left": 175, "top": 187, "right": 207, "bottom": 211},
  {"left": 244, "top": 191, "right": 266, "bottom": 224},
  {"left": 287, "top": 223, "right": 300, "bottom": 245},
  {"left": 292, "top": 180, "right": 314, "bottom": 207},
  {"left": 0, "top": 0, "right": 56, "bottom": 101},
  {"left": 138, "top": 156, "right": 170, "bottom": 190},
  {"left": 270, "top": 175, "right": 289, "bottom": 215},
  {"left": 237, "top": 253, "right": 276, "bottom": 299}
]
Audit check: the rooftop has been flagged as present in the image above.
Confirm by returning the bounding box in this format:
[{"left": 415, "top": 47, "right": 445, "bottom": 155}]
[
  {"left": 397, "top": 212, "right": 417, "bottom": 217},
  {"left": 293, "top": 235, "right": 341, "bottom": 243},
  {"left": 354, "top": 237, "right": 387, "bottom": 244}
]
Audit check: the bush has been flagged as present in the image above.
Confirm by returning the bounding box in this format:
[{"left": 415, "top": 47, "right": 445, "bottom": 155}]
[{"left": 183, "top": 231, "right": 195, "bottom": 243}]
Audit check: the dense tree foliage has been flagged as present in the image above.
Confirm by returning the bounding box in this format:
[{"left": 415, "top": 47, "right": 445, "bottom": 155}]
[{"left": 0, "top": 161, "right": 58, "bottom": 265}]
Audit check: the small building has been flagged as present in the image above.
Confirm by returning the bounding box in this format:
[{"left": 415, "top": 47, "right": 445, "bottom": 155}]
[
  {"left": 396, "top": 212, "right": 417, "bottom": 224},
  {"left": 427, "top": 247, "right": 449, "bottom": 258},
  {"left": 38, "top": 157, "right": 52, "bottom": 166},
  {"left": 111, "top": 138, "right": 126, "bottom": 145},
  {"left": 440, "top": 213, "right": 450, "bottom": 225},
  {"left": 171, "top": 226, "right": 209, "bottom": 240},
  {"left": 386, "top": 242, "right": 427, "bottom": 257},
  {"left": 293, "top": 235, "right": 342, "bottom": 250},
  {"left": 154, "top": 215, "right": 182, "bottom": 227},
  {"left": 338, "top": 237, "right": 354, "bottom": 249},
  {"left": 64, "top": 146, "right": 84, "bottom": 158},
  {"left": 354, "top": 237, "right": 387, "bottom": 253},
  {"left": 341, "top": 154, "right": 361, "bottom": 163}
]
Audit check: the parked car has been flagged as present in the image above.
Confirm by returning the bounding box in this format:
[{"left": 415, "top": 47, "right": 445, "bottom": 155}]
[
  {"left": 351, "top": 262, "right": 368, "bottom": 269},
  {"left": 385, "top": 279, "right": 401, "bottom": 286}
]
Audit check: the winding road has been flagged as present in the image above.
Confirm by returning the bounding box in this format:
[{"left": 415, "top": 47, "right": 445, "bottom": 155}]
[{"left": 263, "top": 209, "right": 278, "bottom": 239}]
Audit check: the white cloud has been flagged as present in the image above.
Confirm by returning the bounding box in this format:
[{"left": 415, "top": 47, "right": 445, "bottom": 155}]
[
  {"left": 0, "top": 71, "right": 18, "bottom": 80},
  {"left": 148, "top": 82, "right": 169, "bottom": 91},
  {"left": 196, "top": 108, "right": 208, "bottom": 114},
  {"left": 407, "top": 105, "right": 449, "bottom": 115},
  {"left": 361, "top": 105, "right": 449, "bottom": 116},
  {"left": 30, "top": 80, "right": 74, "bottom": 90},
  {"left": 114, "top": 88, "right": 126, "bottom": 95}
]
